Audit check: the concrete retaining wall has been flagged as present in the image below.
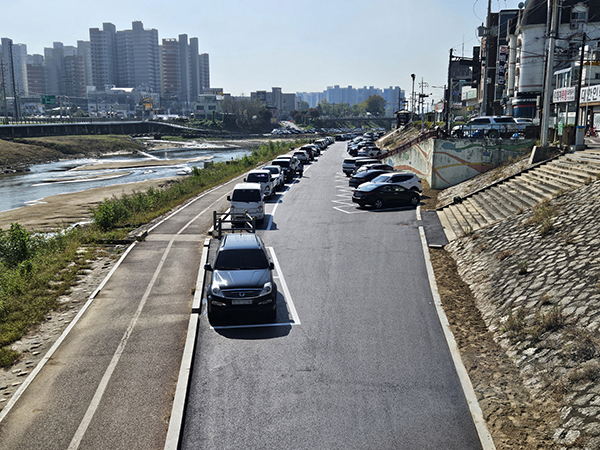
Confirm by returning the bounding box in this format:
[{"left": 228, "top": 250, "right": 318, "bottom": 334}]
[{"left": 383, "top": 137, "right": 534, "bottom": 189}]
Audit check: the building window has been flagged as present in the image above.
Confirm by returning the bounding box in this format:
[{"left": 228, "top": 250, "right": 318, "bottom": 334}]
[{"left": 571, "top": 4, "right": 588, "bottom": 26}]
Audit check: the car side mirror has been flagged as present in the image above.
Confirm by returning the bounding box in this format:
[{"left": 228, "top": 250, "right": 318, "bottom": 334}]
[
  {"left": 269, "top": 262, "right": 275, "bottom": 270},
  {"left": 227, "top": 195, "right": 231, "bottom": 201},
  {"left": 204, "top": 263, "right": 213, "bottom": 271},
  {"left": 243, "top": 178, "right": 247, "bottom": 182}
]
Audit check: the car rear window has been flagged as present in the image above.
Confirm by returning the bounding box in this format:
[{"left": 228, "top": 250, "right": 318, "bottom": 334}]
[
  {"left": 272, "top": 160, "right": 290, "bottom": 168},
  {"left": 247, "top": 173, "right": 268, "bottom": 183},
  {"left": 231, "top": 189, "right": 261, "bottom": 202},
  {"left": 494, "top": 117, "right": 516, "bottom": 123},
  {"left": 215, "top": 249, "right": 269, "bottom": 270}
]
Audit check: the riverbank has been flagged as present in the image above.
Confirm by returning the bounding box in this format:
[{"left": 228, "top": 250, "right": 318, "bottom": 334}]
[
  {"left": 0, "top": 177, "right": 176, "bottom": 231},
  {"left": 0, "top": 135, "right": 293, "bottom": 174}
]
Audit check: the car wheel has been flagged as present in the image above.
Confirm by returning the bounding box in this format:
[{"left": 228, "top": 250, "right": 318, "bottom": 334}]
[
  {"left": 374, "top": 198, "right": 384, "bottom": 209},
  {"left": 410, "top": 195, "right": 420, "bottom": 207}
]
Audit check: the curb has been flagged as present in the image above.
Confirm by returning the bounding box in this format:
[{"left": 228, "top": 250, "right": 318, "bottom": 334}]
[
  {"left": 163, "top": 238, "right": 210, "bottom": 450},
  {"left": 417, "top": 206, "right": 496, "bottom": 450}
]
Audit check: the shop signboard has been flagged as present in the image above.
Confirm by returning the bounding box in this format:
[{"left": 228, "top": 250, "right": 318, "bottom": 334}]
[
  {"left": 581, "top": 86, "right": 600, "bottom": 104},
  {"left": 497, "top": 46, "right": 508, "bottom": 86},
  {"left": 553, "top": 87, "right": 576, "bottom": 103}
]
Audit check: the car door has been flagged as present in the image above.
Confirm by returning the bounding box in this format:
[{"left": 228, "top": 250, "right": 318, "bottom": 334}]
[
  {"left": 389, "top": 185, "right": 411, "bottom": 205},
  {"left": 379, "top": 185, "right": 396, "bottom": 204}
]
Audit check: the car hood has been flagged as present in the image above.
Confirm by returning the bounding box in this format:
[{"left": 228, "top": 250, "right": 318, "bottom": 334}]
[{"left": 213, "top": 268, "right": 270, "bottom": 289}]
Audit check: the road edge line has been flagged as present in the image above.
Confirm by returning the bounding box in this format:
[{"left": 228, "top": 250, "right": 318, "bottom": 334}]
[
  {"left": 163, "top": 237, "right": 210, "bottom": 450},
  {"left": 418, "top": 226, "right": 496, "bottom": 450}
]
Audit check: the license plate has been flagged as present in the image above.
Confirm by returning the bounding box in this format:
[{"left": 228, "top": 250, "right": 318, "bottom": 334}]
[{"left": 232, "top": 299, "right": 253, "bottom": 305}]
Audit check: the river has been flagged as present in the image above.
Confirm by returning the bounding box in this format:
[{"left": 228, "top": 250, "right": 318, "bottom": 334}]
[{"left": 0, "top": 140, "right": 252, "bottom": 213}]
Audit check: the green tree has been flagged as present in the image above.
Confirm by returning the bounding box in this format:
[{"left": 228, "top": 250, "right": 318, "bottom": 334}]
[
  {"left": 363, "top": 95, "right": 386, "bottom": 116},
  {"left": 221, "top": 98, "right": 272, "bottom": 132},
  {"left": 298, "top": 100, "right": 310, "bottom": 111}
]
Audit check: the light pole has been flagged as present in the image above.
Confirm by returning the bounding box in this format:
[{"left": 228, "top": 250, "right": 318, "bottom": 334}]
[{"left": 411, "top": 74, "right": 416, "bottom": 122}]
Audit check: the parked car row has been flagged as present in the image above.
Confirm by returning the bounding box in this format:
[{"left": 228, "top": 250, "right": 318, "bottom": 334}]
[
  {"left": 342, "top": 156, "right": 423, "bottom": 210},
  {"left": 228, "top": 138, "right": 335, "bottom": 224},
  {"left": 347, "top": 133, "right": 383, "bottom": 157}
]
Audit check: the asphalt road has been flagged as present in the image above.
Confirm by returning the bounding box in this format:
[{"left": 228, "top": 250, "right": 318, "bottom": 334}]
[
  {"left": 0, "top": 140, "right": 483, "bottom": 449},
  {"left": 181, "top": 142, "right": 482, "bottom": 449}
]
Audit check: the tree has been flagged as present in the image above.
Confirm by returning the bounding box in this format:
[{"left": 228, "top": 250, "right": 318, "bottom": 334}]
[
  {"left": 298, "top": 100, "right": 310, "bottom": 111},
  {"left": 363, "top": 95, "right": 386, "bottom": 116},
  {"left": 221, "top": 97, "right": 272, "bottom": 132}
]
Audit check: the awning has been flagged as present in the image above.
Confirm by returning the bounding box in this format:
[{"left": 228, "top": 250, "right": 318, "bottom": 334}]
[{"left": 554, "top": 67, "right": 572, "bottom": 75}]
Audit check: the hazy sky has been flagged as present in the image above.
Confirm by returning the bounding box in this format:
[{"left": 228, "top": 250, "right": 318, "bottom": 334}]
[{"left": 2, "top": 0, "right": 521, "bottom": 99}]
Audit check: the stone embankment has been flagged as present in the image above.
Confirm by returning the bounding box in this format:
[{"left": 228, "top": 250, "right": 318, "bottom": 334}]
[{"left": 445, "top": 161, "right": 600, "bottom": 449}]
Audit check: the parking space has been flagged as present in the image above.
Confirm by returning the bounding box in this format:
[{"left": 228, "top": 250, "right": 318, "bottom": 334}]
[{"left": 332, "top": 172, "right": 368, "bottom": 214}]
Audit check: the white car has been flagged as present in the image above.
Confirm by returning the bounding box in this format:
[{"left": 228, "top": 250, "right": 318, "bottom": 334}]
[
  {"left": 453, "top": 116, "right": 522, "bottom": 137},
  {"left": 245, "top": 170, "right": 275, "bottom": 198},
  {"left": 263, "top": 165, "right": 284, "bottom": 191},
  {"left": 359, "top": 172, "right": 422, "bottom": 193},
  {"left": 293, "top": 150, "right": 310, "bottom": 163}
]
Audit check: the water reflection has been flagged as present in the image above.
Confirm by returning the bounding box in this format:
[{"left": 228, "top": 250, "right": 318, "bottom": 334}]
[{"left": 0, "top": 141, "right": 252, "bottom": 213}]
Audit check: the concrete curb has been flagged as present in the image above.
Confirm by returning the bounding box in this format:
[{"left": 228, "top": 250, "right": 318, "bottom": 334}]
[
  {"left": 417, "top": 213, "right": 496, "bottom": 450},
  {"left": 164, "top": 238, "right": 210, "bottom": 450}
]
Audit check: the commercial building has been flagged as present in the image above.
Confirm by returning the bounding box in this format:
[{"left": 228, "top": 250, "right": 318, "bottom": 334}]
[{"left": 251, "top": 87, "right": 299, "bottom": 119}]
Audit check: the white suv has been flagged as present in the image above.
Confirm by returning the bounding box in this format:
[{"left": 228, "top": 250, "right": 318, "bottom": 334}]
[
  {"left": 359, "top": 172, "right": 422, "bottom": 193},
  {"left": 453, "top": 116, "right": 522, "bottom": 138}
]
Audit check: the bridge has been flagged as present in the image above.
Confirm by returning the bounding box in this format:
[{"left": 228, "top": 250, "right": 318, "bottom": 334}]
[
  {"left": 0, "top": 119, "right": 216, "bottom": 139},
  {"left": 319, "top": 116, "right": 397, "bottom": 130}
]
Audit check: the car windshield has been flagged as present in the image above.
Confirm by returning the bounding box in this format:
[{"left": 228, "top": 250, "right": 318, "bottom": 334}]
[
  {"left": 231, "top": 189, "right": 261, "bottom": 202},
  {"left": 214, "top": 249, "right": 269, "bottom": 270}
]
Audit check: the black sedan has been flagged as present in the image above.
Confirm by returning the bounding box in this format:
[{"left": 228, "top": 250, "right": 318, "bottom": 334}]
[
  {"left": 352, "top": 183, "right": 420, "bottom": 209},
  {"left": 349, "top": 169, "right": 393, "bottom": 188}
]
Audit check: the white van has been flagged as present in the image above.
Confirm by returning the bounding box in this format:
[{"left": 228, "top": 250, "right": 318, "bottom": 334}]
[{"left": 227, "top": 182, "right": 265, "bottom": 224}]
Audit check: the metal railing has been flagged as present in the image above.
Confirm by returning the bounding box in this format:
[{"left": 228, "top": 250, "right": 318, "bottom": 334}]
[{"left": 212, "top": 211, "right": 256, "bottom": 240}]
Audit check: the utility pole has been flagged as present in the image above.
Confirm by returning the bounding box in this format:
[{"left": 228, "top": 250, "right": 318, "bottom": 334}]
[
  {"left": 479, "top": 0, "right": 493, "bottom": 117},
  {"left": 541, "top": 0, "right": 560, "bottom": 146},
  {"left": 574, "top": 32, "right": 586, "bottom": 130},
  {"left": 445, "top": 49, "right": 453, "bottom": 133}
]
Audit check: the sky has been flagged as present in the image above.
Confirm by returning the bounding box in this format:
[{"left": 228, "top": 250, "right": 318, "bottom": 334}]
[{"left": 1, "top": 0, "right": 522, "bottom": 100}]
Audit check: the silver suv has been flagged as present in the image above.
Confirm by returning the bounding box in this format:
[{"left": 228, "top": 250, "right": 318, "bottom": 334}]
[{"left": 205, "top": 233, "right": 277, "bottom": 322}]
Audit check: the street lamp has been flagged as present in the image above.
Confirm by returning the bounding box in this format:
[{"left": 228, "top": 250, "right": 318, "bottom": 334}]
[{"left": 411, "top": 74, "right": 416, "bottom": 122}]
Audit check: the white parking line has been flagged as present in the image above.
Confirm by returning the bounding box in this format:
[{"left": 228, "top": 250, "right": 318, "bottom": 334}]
[
  {"left": 268, "top": 247, "right": 301, "bottom": 325},
  {"left": 207, "top": 247, "right": 301, "bottom": 330}
]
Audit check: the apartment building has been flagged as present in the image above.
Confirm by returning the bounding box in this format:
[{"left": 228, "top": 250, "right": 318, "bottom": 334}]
[{"left": 90, "top": 23, "right": 118, "bottom": 90}]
